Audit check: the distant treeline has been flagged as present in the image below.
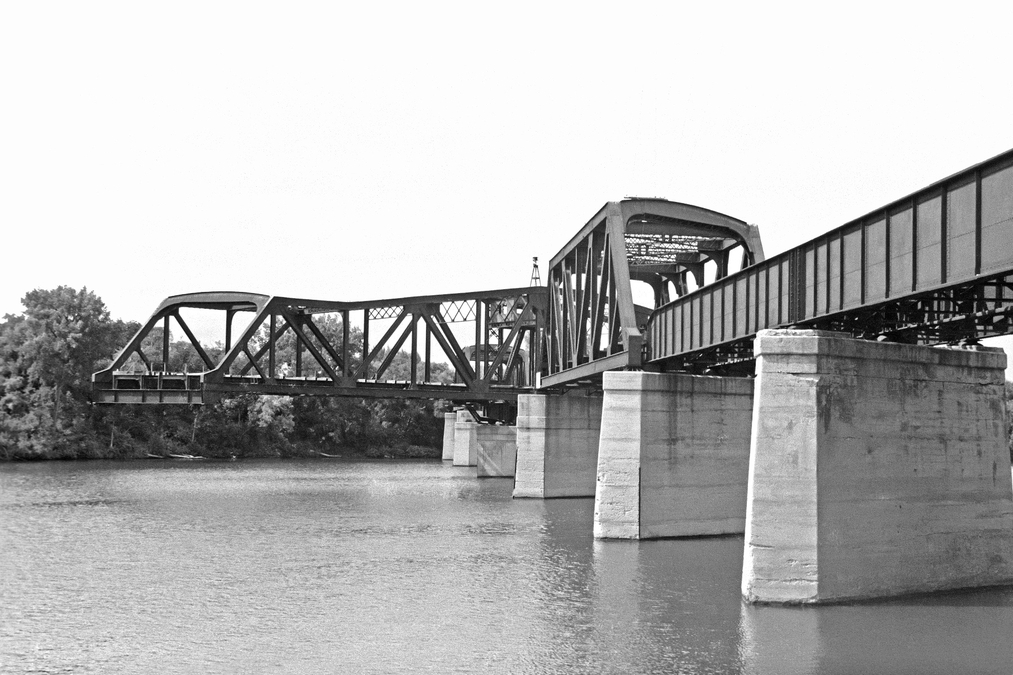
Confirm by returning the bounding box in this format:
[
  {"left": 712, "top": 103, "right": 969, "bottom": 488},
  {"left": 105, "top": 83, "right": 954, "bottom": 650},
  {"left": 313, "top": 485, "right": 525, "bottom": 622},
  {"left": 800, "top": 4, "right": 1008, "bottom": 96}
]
[{"left": 0, "top": 286, "right": 448, "bottom": 460}]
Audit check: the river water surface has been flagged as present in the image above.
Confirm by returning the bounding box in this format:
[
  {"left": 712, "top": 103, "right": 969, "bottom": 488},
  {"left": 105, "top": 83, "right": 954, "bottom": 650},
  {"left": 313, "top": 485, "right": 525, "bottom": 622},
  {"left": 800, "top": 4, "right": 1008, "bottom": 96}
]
[{"left": 3, "top": 459, "right": 1013, "bottom": 674}]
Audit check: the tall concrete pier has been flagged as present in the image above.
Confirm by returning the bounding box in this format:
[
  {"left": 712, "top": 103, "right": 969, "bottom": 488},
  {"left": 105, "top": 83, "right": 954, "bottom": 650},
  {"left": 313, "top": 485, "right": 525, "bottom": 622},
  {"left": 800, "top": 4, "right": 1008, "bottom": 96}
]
[
  {"left": 451, "top": 410, "right": 519, "bottom": 475},
  {"left": 475, "top": 426, "right": 517, "bottom": 478},
  {"left": 452, "top": 410, "right": 478, "bottom": 466},
  {"left": 742, "top": 329, "right": 1013, "bottom": 604},
  {"left": 441, "top": 412, "right": 456, "bottom": 461},
  {"left": 513, "top": 392, "right": 603, "bottom": 498},
  {"left": 594, "top": 371, "right": 753, "bottom": 539}
]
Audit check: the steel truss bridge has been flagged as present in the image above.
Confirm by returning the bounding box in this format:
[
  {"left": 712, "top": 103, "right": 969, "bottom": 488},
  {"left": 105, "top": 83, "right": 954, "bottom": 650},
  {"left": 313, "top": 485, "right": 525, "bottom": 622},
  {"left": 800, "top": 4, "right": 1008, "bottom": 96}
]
[
  {"left": 93, "top": 288, "right": 546, "bottom": 415},
  {"left": 94, "top": 148, "right": 1013, "bottom": 414}
]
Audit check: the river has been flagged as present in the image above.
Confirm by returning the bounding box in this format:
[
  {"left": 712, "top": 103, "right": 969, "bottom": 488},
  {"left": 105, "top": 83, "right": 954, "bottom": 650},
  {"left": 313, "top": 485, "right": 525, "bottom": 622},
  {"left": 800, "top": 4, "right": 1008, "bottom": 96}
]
[{"left": 3, "top": 458, "right": 1013, "bottom": 674}]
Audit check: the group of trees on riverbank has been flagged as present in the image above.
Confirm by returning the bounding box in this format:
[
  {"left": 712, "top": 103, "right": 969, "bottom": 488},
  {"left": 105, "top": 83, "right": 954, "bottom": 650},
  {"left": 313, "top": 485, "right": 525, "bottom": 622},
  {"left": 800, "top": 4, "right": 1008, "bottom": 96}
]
[{"left": 0, "top": 287, "right": 447, "bottom": 460}]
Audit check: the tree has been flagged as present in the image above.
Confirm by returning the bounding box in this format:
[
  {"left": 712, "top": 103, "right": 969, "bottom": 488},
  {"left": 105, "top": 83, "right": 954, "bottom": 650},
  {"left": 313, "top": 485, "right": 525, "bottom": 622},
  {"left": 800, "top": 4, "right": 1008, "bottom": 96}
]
[
  {"left": 0, "top": 287, "right": 129, "bottom": 457},
  {"left": 20, "top": 287, "right": 122, "bottom": 407}
]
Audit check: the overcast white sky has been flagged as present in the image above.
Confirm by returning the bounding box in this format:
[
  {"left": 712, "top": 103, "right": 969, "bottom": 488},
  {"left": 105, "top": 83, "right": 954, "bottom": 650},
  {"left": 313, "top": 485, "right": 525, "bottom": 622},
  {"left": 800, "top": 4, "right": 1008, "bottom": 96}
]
[{"left": 2, "top": 2, "right": 1012, "bottom": 372}]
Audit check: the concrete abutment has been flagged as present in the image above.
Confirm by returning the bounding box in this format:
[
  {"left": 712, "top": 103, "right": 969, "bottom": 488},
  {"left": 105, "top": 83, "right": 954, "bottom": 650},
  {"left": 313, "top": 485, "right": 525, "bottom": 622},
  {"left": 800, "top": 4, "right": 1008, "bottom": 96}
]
[
  {"left": 452, "top": 411, "right": 478, "bottom": 467},
  {"left": 441, "top": 412, "right": 456, "bottom": 461},
  {"left": 742, "top": 329, "right": 1013, "bottom": 604},
  {"left": 593, "top": 371, "right": 754, "bottom": 540},
  {"left": 448, "top": 410, "right": 518, "bottom": 475},
  {"left": 475, "top": 426, "right": 518, "bottom": 478},
  {"left": 513, "top": 393, "right": 603, "bottom": 498}
]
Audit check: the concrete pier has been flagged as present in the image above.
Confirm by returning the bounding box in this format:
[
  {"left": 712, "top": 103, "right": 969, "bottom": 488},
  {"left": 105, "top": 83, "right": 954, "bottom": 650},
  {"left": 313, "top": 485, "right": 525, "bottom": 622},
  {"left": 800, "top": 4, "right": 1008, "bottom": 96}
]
[
  {"left": 441, "top": 412, "right": 456, "bottom": 461},
  {"left": 594, "top": 371, "right": 754, "bottom": 539},
  {"left": 742, "top": 329, "right": 1013, "bottom": 604},
  {"left": 452, "top": 410, "right": 478, "bottom": 467},
  {"left": 513, "top": 392, "right": 603, "bottom": 498},
  {"left": 475, "top": 426, "right": 518, "bottom": 477}
]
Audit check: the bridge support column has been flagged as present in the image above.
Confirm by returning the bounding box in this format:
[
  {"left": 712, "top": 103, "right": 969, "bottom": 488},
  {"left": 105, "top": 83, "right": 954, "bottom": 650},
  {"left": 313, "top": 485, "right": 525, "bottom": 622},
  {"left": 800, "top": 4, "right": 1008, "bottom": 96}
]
[
  {"left": 513, "top": 392, "right": 603, "bottom": 498},
  {"left": 476, "top": 426, "right": 518, "bottom": 478},
  {"left": 742, "top": 329, "right": 1013, "bottom": 604},
  {"left": 441, "top": 412, "right": 457, "bottom": 461},
  {"left": 453, "top": 411, "right": 478, "bottom": 467},
  {"left": 593, "top": 371, "right": 754, "bottom": 540}
]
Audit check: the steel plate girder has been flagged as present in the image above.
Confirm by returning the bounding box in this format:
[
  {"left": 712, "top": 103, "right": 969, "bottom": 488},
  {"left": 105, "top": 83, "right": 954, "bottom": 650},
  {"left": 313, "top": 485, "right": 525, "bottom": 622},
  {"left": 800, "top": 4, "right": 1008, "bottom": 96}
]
[{"left": 646, "top": 147, "right": 1013, "bottom": 372}]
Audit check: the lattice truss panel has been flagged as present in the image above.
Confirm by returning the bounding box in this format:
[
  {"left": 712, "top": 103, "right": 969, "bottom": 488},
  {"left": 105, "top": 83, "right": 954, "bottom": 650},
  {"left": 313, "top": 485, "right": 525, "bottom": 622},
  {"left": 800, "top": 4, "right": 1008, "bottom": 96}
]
[{"left": 439, "top": 300, "right": 477, "bottom": 323}]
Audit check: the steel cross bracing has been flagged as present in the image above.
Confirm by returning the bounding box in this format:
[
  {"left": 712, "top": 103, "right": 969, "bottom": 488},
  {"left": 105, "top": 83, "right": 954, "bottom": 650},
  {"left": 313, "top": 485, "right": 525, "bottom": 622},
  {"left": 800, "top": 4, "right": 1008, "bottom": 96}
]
[
  {"left": 647, "top": 147, "right": 1013, "bottom": 374},
  {"left": 92, "top": 287, "right": 547, "bottom": 408},
  {"left": 540, "top": 199, "right": 764, "bottom": 388}
]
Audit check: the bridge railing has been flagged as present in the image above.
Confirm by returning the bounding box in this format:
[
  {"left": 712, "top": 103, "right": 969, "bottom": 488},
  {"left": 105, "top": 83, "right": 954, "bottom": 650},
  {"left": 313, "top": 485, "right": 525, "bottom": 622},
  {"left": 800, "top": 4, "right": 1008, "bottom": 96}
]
[
  {"left": 648, "top": 148, "right": 1013, "bottom": 371},
  {"left": 93, "top": 287, "right": 548, "bottom": 404}
]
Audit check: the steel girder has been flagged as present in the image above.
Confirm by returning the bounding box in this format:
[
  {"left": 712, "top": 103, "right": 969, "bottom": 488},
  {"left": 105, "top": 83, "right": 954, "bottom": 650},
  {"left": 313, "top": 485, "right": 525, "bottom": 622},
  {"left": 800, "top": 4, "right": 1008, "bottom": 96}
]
[
  {"left": 660, "top": 271, "right": 1013, "bottom": 376},
  {"left": 648, "top": 147, "right": 1013, "bottom": 373}
]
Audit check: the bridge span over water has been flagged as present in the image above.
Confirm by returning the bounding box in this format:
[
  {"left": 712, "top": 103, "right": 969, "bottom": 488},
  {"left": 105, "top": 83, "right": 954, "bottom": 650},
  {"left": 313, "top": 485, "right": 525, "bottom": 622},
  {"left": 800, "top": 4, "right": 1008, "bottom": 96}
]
[
  {"left": 92, "top": 196, "right": 764, "bottom": 410},
  {"left": 95, "top": 147, "right": 1013, "bottom": 410},
  {"left": 94, "top": 148, "right": 1013, "bottom": 606}
]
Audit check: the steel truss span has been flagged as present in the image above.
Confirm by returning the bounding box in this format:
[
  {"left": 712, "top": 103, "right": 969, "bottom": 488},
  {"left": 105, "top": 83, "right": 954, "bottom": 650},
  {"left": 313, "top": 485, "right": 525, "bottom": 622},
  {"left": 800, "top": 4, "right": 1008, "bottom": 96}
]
[
  {"left": 541, "top": 199, "right": 764, "bottom": 388},
  {"left": 648, "top": 148, "right": 1013, "bottom": 373},
  {"left": 92, "top": 287, "right": 547, "bottom": 407}
]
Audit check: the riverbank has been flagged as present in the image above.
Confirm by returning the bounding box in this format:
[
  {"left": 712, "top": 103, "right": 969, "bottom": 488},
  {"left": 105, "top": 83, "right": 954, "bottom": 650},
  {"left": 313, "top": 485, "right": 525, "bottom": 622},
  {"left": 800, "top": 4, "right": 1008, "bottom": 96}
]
[{"left": 0, "top": 436, "right": 442, "bottom": 462}]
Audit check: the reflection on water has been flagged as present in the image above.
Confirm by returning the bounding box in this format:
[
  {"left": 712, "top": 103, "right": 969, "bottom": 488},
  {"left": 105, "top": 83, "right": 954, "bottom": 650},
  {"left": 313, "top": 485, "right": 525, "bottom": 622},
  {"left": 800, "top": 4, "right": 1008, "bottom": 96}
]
[{"left": 3, "top": 459, "right": 1013, "bottom": 674}]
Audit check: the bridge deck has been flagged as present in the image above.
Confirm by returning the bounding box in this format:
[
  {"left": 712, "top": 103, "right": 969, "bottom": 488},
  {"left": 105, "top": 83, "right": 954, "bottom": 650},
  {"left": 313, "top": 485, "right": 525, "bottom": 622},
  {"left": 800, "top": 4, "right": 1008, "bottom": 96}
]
[{"left": 96, "top": 373, "right": 531, "bottom": 404}]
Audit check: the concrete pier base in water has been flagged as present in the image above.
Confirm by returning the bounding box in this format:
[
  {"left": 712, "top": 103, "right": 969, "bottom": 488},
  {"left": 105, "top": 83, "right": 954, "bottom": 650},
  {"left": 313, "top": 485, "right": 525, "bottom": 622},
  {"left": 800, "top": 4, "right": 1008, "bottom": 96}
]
[
  {"left": 513, "top": 392, "right": 603, "bottom": 498},
  {"left": 441, "top": 412, "right": 456, "bottom": 461},
  {"left": 742, "top": 329, "right": 1013, "bottom": 604},
  {"left": 594, "top": 371, "right": 754, "bottom": 539},
  {"left": 453, "top": 410, "right": 478, "bottom": 467},
  {"left": 476, "top": 426, "right": 518, "bottom": 477}
]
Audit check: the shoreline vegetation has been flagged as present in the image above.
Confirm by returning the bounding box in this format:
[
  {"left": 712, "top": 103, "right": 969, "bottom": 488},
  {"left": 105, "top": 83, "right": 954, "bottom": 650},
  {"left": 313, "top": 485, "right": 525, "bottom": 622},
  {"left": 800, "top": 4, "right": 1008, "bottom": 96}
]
[
  {"left": 2, "top": 286, "right": 1012, "bottom": 462},
  {"left": 1, "top": 287, "right": 447, "bottom": 462}
]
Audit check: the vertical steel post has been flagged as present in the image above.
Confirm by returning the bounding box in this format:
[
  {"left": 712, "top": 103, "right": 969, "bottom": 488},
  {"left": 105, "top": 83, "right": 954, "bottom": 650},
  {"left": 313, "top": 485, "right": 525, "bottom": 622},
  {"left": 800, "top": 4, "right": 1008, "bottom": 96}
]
[
  {"left": 410, "top": 313, "right": 418, "bottom": 385},
  {"left": 860, "top": 221, "right": 867, "bottom": 305},
  {"left": 162, "top": 316, "right": 170, "bottom": 370},
  {"left": 342, "top": 310, "right": 350, "bottom": 378},
  {"left": 474, "top": 300, "right": 481, "bottom": 380},
  {"left": 940, "top": 188, "right": 949, "bottom": 284},
  {"left": 268, "top": 313, "right": 275, "bottom": 378},
  {"left": 225, "top": 310, "right": 234, "bottom": 352},
  {"left": 424, "top": 320, "right": 431, "bottom": 383},
  {"left": 482, "top": 301, "right": 490, "bottom": 379},
  {"left": 884, "top": 209, "right": 892, "bottom": 299},
  {"left": 974, "top": 170, "right": 982, "bottom": 277},
  {"left": 911, "top": 198, "right": 918, "bottom": 293},
  {"left": 362, "top": 311, "right": 370, "bottom": 380},
  {"left": 295, "top": 317, "right": 303, "bottom": 377}
]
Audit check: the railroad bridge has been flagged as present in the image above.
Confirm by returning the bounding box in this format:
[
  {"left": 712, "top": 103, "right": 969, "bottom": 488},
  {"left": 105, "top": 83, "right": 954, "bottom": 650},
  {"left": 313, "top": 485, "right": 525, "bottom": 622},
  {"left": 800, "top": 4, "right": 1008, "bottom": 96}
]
[{"left": 95, "top": 148, "right": 1013, "bottom": 605}]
